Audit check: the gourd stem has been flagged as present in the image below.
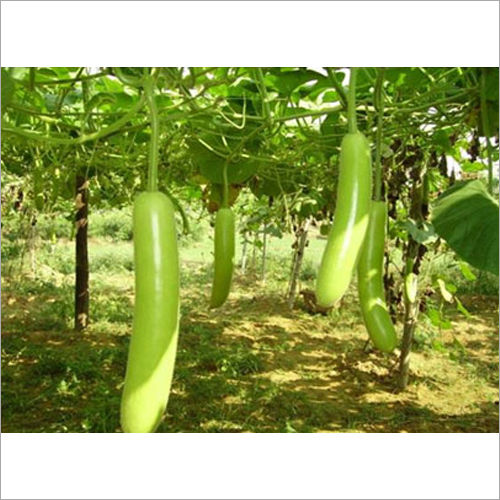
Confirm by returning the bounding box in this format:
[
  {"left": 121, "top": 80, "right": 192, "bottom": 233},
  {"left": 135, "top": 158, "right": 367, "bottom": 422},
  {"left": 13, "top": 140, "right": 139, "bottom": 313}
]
[
  {"left": 144, "top": 72, "right": 159, "bottom": 192},
  {"left": 480, "top": 68, "right": 494, "bottom": 195},
  {"left": 255, "top": 67, "right": 271, "bottom": 123},
  {"left": 326, "top": 67, "right": 348, "bottom": 108},
  {"left": 114, "top": 67, "right": 143, "bottom": 87},
  {"left": 347, "top": 67, "right": 358, "bottom": 134},
  {"left": 222, "top": 161, "right": 229, "bottom": 208},
  {"left": 374, "top": 68, "right": 385, "bottom": 201},
  {"left": 3, "top": 96, "right": 146, "bottom": 145}
]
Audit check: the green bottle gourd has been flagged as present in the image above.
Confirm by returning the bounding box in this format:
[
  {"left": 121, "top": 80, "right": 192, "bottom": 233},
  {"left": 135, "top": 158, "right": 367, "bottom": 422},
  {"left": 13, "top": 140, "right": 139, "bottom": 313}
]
[
  {"left": 316, "top": 131, "right": 372, "bottom": 308},
  {"left": 120, "top": 191, "right": 180, "bottom": 433},
  {"left": 357, "top": 200, "right": 397, "bottom": 353},
  {"left": 210, "top": 207, "right": 235, "bottom": 308}
]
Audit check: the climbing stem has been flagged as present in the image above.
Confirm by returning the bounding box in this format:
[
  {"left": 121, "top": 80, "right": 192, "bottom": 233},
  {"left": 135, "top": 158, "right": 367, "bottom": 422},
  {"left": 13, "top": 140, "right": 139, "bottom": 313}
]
[
  {"left": 144, "top": 71, "right": 159, "bottom": 192},
  {"left": 114, "top": 67, "right": 143, "bottom": 87},
  {"left": 347, "top": 67, "right": 358, "bottom": 134},
  {"left": 255, "top": 68, "right": 271, "bottom": 124},
  {"left": 29, "top": 70, "right": 110, "bottom": 87},
  {"left": 326, "top": 67, "right": 348, "bottom": 108},
  {"left": 3, "top": 95, "right": 146, "bottom": 145},
  {"left": 222, "top": 162, "right": 229, "bottom": 208},
  {"left": 374, "top": 68, "right": 385, "bottom": 201}
]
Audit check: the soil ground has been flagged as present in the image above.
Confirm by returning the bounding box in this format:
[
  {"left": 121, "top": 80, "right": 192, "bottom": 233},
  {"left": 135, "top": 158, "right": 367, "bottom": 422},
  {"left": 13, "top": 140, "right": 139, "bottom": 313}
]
[{"left": 2, "top": 260, "right": 498, "bottom": 433}]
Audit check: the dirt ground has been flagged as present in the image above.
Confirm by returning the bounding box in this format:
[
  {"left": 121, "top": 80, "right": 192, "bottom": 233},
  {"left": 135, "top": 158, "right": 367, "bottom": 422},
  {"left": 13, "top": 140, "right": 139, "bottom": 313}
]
[{"left": 1, "top": 272, "right": 499, "bottom": 433}]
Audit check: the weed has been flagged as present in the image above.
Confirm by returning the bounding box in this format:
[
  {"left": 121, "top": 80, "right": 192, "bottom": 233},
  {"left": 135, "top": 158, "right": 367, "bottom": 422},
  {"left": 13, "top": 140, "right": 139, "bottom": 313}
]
[{"left": 1, "top": 210, "right": 498, "bottom": 433}]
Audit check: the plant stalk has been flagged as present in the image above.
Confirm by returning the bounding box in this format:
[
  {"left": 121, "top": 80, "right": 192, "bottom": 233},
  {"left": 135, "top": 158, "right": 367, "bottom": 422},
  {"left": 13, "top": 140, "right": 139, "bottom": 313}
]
[
  {"left": 144, "top": 74, "right": 159, "bottom": 192},
  {"left": 347, "top": 67, "right": 358, "bottom": 134},
  {"left": 374, "top": 68, "right": 385, "bottom": 201}
]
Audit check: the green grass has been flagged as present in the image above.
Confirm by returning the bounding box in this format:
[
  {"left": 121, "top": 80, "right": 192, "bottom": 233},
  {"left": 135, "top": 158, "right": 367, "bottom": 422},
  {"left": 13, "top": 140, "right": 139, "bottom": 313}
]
[{"left": 1, "top": 210, "right": 498, "bottom": 433}]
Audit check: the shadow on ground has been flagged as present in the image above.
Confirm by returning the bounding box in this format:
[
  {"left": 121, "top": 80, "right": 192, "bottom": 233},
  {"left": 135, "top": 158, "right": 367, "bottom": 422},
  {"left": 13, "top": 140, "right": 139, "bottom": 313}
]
[{"left": 1, "top": 275, "right": 498, "bottom": 433}]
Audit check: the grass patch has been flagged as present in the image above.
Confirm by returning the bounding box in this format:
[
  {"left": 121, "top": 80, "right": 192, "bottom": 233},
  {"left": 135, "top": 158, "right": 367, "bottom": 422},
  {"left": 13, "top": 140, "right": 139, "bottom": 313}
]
[{"left": 2, "top": 214, "right": 498, "bottom": 433}]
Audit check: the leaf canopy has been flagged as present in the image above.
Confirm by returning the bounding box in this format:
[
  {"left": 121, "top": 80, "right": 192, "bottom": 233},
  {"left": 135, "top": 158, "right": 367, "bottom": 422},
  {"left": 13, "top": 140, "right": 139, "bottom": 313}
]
[{"left": 432, "top": 180, "right": 499, "bottom": 275}]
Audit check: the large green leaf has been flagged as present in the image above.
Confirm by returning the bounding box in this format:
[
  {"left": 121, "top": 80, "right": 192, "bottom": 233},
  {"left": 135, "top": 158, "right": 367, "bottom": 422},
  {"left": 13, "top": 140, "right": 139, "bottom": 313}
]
[
  {"left": 432, "top": 129, "right": 453, "bottom": 154},
  {"left": 484, "top": 67, "right": 499, "bottom": 101},
  {"left": 267, "top": 68, "right": 325, "bottom": 96},
  {"left": 1, "top": 68, "right": 15, "bottom": 113},
  {"left": 401, "top": 219, "right": 437, "bottom": 245},
  {"left": 187, "top": 137, "right": 257, "bottom": 184},
  {"left": 432, "top": 180, "right": 499, "bottom": 275},
  {"left": 250, "top": 173, "right": 297, "bottom": 197}
]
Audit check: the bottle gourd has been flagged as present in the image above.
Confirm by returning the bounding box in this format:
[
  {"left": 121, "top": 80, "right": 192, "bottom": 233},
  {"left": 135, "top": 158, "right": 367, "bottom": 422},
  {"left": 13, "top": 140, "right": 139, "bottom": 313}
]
[
  {"left": 316, "top": 131, "right": 372, "bottom": 308},
  {"left": 121, "top": 192, "right": 180, "bottom": 433},
  {"left": 357, "top": 200, "right": 397, "bottom": 352},
  {"left": 210, "top": 207, "right": 235, "bottom": 308}
]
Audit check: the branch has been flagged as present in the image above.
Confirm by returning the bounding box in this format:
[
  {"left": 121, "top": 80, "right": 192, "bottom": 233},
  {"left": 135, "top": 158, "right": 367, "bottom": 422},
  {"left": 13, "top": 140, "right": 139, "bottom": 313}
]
[
  {"left": 26, "top": 70, "right": 111, "bottom": 87},
  {"left": 3, "top": 95, "right": 147, "bottom": 145},
  {"left": 326, "top": 67, "right": 348, "bottom": 108}
]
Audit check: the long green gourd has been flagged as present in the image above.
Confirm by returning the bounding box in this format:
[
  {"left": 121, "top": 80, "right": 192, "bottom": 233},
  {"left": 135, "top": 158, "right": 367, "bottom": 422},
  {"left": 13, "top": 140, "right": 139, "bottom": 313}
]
[
  {"left": 210, "top": 207, "right": 235, "bottom": 308},
  {"left": 121, "top": 192, "right": 180, "bottom": 432},
  {"left": 121, "top": 71, "right": 180, "bottom": 432},
  {"left": 316, "top": 68, "right": 371, "bottom": 308},
  {"left": 357, "top": 201, "right": 397, "bottom": 352},
  {"left": 210, "top": 153, "right": 235, "bottom": 308},
  {"left": 356, "top": 68, "right": 397, "bottom": 353}
]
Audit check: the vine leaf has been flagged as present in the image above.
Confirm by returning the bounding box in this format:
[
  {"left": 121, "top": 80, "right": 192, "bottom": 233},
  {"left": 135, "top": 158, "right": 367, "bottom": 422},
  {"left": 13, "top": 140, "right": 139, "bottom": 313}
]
[
  {"left": 432, "top": 180, "right": 499, "bottom": 275},
  {"left": 401, "top": 219, "right": 436, "bottom": 244},
  {"left": 1, "top": 68, "right": 15, "bottom": 113},
  {"left": 187, "top": 137, "right": 257, "bottom": 184}
]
